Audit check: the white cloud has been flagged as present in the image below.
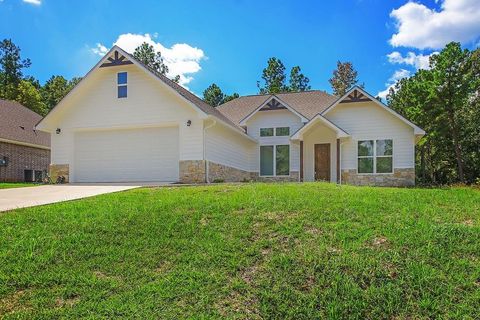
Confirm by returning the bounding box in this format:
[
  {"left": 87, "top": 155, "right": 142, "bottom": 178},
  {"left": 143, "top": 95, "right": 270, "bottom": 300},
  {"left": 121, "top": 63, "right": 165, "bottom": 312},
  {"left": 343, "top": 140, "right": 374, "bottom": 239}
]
[
  {"left": 90, "top": 33, "right": 205, "bottom": 87},
  {"left": 90, "top": 43, "right": 108, "bottom": 56},
  {"left": 23, "top": 0, "right": 41, "bottom": 5},
  {"left": 389, "top": 0, "right": 480, "bottom": 49},
  {"left": 377, "top": 69, "right": 411, "bottom": 100},
  {"left": 387, "top": 51, "right": 436, "bottom": 70}
]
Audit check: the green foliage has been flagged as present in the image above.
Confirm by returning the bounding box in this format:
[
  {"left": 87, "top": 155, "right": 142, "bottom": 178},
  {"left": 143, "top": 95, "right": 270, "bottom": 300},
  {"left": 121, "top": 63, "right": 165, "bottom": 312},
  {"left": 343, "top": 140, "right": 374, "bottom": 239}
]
[
  {"left": 15, "top": 80, "right": 47, "bottom": 115},
  {"left": 329, "top": 61, "right": 363, "bottom": 96},
  {"left": 0, "top": 183, "right": 479, "bottom": 318},
  {"left": 133, "top": 42, "right": 169, "bottom": 75},
  {"left": 388, "top": 42, "right": 480, "bottom": 184},
  {"left": 0, "top": 39, "right": 31, "bottom": 100},
  {"left": 202, "top": 83, "right": 239, "bottom": 107},
  {"left": 257, "top": 57, "right": 311, "bottom": 94},
  {"left": 289, "top": 66, "right": 311, "bottom": 92},
  {"left": 41, "top": 75, "right": 81, "bottom": 111}
]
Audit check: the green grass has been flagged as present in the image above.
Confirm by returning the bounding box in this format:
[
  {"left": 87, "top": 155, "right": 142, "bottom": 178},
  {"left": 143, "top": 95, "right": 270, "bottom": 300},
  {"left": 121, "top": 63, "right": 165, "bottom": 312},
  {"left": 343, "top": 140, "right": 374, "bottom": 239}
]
[
  {"left": 0, "top": 183, "right": 479, "bottom": 319},
  {"left": 0, "top": 183, "right": 37, "bottom": 189}
]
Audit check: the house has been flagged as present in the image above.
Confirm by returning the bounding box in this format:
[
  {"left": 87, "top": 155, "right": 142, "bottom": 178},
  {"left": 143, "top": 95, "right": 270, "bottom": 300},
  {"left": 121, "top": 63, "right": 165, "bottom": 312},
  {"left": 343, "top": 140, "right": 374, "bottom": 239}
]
[
  {"left": 36, "top": 46, "right": 425, "bottom": 186},
  {"left": 0, "top": 100, "right": 50, "bottom": 182}
]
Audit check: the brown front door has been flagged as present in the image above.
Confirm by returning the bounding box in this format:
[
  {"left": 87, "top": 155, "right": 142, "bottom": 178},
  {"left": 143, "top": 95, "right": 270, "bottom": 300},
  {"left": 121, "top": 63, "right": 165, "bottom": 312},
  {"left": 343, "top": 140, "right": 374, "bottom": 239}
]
[{"left": 314, "top": 143, "right": 330, "bottom": 181}]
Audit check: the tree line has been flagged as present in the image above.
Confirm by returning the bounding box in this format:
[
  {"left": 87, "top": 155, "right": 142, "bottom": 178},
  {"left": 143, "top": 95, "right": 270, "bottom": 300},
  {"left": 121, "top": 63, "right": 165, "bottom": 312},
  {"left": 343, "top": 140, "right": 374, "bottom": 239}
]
[{"left": 388, "top": 42, "right": 479, "bottom": 185}]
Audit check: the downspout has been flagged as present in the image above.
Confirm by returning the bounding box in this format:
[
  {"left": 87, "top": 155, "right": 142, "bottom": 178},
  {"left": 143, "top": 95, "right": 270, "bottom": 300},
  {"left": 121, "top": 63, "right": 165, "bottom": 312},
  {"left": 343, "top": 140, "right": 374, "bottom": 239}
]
[
  {"left": 203, "top": 118, "right": 216, "bottom": 183},
  {"left": 339, "top": 139, "right": 345, "bottom": 184}
]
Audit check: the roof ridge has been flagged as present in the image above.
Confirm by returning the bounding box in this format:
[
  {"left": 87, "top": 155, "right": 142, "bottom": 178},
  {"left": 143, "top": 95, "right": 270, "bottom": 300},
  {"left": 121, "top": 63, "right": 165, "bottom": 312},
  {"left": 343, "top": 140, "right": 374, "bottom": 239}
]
[{"left": 236, "top": 89, "right": 331, "bottom": 98}]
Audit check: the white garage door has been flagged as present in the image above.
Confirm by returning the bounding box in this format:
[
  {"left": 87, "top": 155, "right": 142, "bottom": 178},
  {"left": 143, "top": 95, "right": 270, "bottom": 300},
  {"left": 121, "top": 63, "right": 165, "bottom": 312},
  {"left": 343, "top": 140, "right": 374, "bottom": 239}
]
[{"left": 74, "top": 127, "right": 179, "bottom": 182}]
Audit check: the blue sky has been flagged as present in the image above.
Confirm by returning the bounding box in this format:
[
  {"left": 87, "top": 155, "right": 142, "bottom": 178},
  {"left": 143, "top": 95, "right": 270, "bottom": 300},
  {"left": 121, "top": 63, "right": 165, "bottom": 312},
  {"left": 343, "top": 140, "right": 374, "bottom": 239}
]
[{"left": 1, "top": 0, "right": 479, "bottom": 98}]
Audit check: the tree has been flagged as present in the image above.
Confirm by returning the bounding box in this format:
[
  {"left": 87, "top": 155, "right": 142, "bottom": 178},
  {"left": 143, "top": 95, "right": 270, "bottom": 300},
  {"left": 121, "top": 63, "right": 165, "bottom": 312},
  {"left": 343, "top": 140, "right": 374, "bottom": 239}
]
[
  {"left": 133, "top": 42, "right": 169, "bottom": 75},
  {"left": 0, "top": 39, "right": 31, "bottom": 100},
  {"left": 203, "top": 83, "right": 239, "bottom": 107},
  {"left": 387, "top": 42, "right": 480, "bottom": 184},
  {"left": 41, "top": 75, "right": 69, "bottom": 110},
  {"left": 16, "top": 80, "right": 47, "bottom": 116},
  {"left": 329, "top": 61, "right": 362, "bottom": 96},
  {"left": 257, "top": 57, "right": 288, "bottom": 94},
  {"left": 289, "top": 66, "right": 311, "bottom": 92}
]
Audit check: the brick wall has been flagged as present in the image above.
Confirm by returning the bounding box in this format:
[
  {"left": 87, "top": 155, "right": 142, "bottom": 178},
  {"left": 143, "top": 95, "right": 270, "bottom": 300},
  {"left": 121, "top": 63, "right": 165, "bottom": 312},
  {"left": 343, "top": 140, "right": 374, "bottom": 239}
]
[{"left": 0, "top": 141, "right": 50, "bottom": 182}]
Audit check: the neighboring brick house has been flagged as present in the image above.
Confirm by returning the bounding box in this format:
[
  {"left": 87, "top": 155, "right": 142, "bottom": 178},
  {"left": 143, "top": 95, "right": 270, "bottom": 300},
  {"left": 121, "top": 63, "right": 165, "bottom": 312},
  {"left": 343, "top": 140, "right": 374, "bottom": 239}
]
[{"left": 0, "top": 100, "right": 50, "bottom": 182}]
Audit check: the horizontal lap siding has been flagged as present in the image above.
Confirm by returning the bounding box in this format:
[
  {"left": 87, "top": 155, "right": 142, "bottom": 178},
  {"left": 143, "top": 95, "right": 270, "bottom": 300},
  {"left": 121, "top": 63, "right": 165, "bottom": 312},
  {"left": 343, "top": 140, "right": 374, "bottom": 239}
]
[
  {"left": 205, "top": 124, "right": 254, "bottom": 172},
  {"left": 324, "top": 102, "right": 415, "bottom": 170}
]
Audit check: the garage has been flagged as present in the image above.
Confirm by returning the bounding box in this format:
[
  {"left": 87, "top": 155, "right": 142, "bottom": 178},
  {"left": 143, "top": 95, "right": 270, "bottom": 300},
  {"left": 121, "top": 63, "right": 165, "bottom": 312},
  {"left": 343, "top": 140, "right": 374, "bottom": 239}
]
[{"left": 73, "top": 126, "right": 179, "bottom": 182}]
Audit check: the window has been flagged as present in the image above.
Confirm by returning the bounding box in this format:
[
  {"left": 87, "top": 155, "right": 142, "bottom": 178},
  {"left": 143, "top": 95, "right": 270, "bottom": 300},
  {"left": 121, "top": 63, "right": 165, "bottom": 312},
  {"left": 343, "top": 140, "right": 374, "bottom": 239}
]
[
  {"left": 260, "top": 128, "right": 274, "bottom": 137},
  {"left": 260, "top": 145, "right": 290, "bottom": 176},
  {"left": 276, "top": 127, "right": 290, "bottom": 136},
  {"left": 117, "top": 72, "right": 127, "bottom": 98},
  {"left": 358, "top": 139, "right": 393, "bottom": 174},
  {"left": 260, "top": 127, "right": 290, "bottom": 137}
]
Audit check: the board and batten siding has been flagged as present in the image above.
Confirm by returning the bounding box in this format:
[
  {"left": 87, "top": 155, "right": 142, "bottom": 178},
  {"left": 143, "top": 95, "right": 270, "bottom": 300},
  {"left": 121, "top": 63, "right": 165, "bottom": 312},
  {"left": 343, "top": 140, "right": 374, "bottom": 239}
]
[
  {"left": 324, "top": 101, "right": 415, "bottom": 170},
  {"left": 246, "top": 109, "right": 304, "bottom": 173},
  {"left": 48, "top": 63, "right": 205, "bottom": 171},
  {"left": 205, "top": 122, "right": 255, "bottom": 172}
]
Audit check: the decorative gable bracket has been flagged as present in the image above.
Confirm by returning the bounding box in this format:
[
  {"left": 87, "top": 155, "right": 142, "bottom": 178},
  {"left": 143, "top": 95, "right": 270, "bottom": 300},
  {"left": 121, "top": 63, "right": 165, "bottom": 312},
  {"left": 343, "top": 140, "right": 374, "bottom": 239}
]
[
  {"left": 100, "top": 50, "right": 133, "bottom": 68},
  {"left": 339, "top": 89, "right": 371, "bottom": 103},
  {"left": 259, "top": 98, "right": 287, "bottom": 111}
]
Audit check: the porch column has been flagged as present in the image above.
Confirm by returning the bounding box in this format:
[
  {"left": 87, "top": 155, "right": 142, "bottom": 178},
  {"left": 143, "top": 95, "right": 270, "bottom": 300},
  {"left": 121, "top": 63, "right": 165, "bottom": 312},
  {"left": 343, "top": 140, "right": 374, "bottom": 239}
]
[
  {"left": 336, "top": 138, "right": 340, "bottom": 183},
  {"left": 300, "top": 140, "right": 304, "bottom": 182}
]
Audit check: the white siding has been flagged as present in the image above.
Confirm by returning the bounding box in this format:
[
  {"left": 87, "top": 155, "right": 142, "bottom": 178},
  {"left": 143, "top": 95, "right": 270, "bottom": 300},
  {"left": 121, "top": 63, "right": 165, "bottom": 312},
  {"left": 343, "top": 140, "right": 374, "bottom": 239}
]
[
  {"left": 205, "top": 122, "right": 255, "bottom": 172},
  {"left": 47, "top": 63, "right": 204, "bottom": 173},
  {"left": 246, "top": 109, "right": 304, "bottom": 173},
  {"left": 324, "top": 101, "right": 415, "bottom": 170}
]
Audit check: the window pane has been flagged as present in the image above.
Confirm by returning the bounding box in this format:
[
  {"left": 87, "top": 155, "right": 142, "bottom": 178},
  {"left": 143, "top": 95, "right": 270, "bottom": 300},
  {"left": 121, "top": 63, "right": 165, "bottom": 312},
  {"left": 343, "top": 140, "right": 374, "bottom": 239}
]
[
  {"left": 117, "top": 72, "right": 127, "bottom": 85},
  {"left": 358, "top": 157, "right": 374, "bottom": 173},
  {"left": 377, "top": 157, "right": 393, "bottom": 173},
  {"left": 260, "top": 128, "right": 274, "bottom": 137},
  {"left": 276, "top": 145, "right": 290, "bottom": 176},
  {"left": 376, "top": 139, "right": 393, "bottom": 156},
  {"left": 358, "top": 140, "right": 374, "bottom": 156},
  {"left": 260, "top": 146, "right": 274, "bottom": 176},
  {"left": 118, "top": 85, "right": 127, "bottom": 98},
  {"left": 276, "top": 127, "right": 290, "bottom": 136}
]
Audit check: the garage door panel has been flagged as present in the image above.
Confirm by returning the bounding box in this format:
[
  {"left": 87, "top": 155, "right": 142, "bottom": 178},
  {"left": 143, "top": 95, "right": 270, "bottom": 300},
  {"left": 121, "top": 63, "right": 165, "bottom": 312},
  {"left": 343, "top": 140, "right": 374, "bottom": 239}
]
[{"left": 74, "top": 127, "right": 179, "bottom": 182}]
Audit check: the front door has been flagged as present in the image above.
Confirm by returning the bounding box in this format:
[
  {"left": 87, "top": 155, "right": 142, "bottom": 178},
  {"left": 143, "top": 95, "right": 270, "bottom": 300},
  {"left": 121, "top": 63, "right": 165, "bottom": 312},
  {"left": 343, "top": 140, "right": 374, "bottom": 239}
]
[{"left": 314, "top": 143, "right": 330, "bottom": 181}]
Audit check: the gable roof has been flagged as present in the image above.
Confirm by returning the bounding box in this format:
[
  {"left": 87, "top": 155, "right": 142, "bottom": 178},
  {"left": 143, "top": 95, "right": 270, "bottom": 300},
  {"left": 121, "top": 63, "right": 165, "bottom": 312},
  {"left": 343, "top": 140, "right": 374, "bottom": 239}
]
[
  {"left": 217, "top": 90, "right": 337, "bottom": 124},
  {"left": 238, "top": 95, "right": 309, "bottom": 125},
  {"left": 291, "top": 114, "right": 350, "bottom": 140},
  {"left": 36, "top": 46, "right": 245, "bottom": 136},
  {"left": 321, "top": 86, "right": 425, "bottom": 135},
  {"left": 0, "top": 100, "right": 50, "bottom": 148}
]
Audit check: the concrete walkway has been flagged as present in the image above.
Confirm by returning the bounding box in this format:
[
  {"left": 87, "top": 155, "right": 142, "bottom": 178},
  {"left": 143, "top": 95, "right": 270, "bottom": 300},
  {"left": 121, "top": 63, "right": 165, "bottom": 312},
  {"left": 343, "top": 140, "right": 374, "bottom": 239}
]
[{"left": 0, "top": 184, "right": 141, "bottom": 212}]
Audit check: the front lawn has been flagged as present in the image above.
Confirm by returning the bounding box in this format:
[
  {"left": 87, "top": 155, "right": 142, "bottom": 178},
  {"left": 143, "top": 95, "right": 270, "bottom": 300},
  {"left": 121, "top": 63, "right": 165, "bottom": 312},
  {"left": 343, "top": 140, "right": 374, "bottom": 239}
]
[
  {"left": 0, "top": 183, "right": 37, "bottom": 189},
  {"left": 0, "top": 183, "right": 478, "bottom": 319}
]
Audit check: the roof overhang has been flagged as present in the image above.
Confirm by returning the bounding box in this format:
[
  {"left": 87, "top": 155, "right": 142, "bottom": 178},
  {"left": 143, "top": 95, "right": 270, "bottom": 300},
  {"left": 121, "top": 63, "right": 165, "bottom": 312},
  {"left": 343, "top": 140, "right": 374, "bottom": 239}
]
[
  {"left": 290, "top": 114, "right": 350, "bottom": 140},
  {"left": 239, "top": 94, "right": 309, "bottom": 125},
  {"left": 206, "top": 115, "right": 257, "bottom": 143},
  {"left": 321, "top": 86, "right": 426, "bottom": 136}
]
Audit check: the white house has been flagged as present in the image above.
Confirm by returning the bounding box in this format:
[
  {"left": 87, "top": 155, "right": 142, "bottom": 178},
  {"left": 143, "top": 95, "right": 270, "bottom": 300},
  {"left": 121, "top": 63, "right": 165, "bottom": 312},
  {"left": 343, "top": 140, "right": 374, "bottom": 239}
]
[{"left": 36, "top": 46, "right": 425, "bottom": 186}]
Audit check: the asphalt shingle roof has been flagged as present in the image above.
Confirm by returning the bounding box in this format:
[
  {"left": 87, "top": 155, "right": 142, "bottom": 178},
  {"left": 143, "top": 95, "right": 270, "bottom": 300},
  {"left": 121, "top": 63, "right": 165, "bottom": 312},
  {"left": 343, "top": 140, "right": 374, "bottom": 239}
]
[
  {"left": 216, "top": 90, "right": 338, "bottom": 124},
  {"left": 0, "top": 100, "right": 50, "bottom": 147}
]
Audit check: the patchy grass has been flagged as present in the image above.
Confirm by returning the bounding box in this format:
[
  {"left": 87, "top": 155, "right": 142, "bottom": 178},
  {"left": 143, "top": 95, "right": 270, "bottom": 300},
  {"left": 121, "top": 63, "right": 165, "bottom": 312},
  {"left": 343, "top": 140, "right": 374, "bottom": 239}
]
[
  {"left": 0, "top": 183, "right": 479, "bottom": 319},
  {"left": 0, "top": 183, "right": 38, "bottom": 189}
]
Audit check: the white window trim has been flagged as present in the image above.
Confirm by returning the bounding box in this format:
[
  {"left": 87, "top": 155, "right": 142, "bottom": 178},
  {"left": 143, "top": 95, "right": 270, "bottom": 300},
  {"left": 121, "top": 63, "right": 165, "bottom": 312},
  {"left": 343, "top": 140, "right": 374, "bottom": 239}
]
[
  {"left": 357, "top": 139, "right": 394, "bottom": 175},
  {"left": 259, "top": 144, "right": 290, "bottom": 177},
  {"left": 117, "top": 71, "right": 128, "bottom": 99}
]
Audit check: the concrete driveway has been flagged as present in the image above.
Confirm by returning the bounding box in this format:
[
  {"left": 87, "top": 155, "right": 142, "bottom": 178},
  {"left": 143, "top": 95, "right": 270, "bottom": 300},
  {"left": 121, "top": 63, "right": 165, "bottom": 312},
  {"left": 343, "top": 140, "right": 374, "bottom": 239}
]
[{"left": 0, "top": 184, "right": 141, "bottom": 212}]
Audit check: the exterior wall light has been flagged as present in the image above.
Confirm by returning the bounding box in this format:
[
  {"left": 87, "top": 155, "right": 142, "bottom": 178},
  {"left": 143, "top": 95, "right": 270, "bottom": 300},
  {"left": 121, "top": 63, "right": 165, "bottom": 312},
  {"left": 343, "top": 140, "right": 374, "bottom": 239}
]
[
  {"left": 186, "top": 120, "right": 192, "bottom": 127},
  {"left": 56, "top": 128, "right": 61, "bottom": 134}
]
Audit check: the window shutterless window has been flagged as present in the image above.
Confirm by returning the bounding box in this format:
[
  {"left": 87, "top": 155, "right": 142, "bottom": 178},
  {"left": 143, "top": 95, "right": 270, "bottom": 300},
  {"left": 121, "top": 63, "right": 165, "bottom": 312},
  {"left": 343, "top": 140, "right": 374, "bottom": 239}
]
[
  {"left": 275, "top": 127, "right": 290, "bottom": 136},
  {"left": 117, "top": 72, "right": 127, "bottom": 98},
  {"left": 260, "top": 145, "right": 290, "bottom": 176},
  {"left": 260, "top": 128, "right": 274, "bottom": 137},
  {"left": 357, "top": 139, "right": 393, "bottom": 174}
]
